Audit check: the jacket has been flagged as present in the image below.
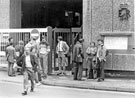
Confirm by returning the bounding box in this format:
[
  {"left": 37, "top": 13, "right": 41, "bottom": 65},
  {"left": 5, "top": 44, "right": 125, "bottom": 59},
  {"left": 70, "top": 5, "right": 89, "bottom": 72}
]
[
  {"left": 97, "top": 45, "right": 107, "bottom": 61},
  {"left": 72, "top": 41, "right": 84, "bottom": 63},
  {"left": 21, "top": 54, "right": 39, "bottom": 72},
  {"left": 6, "top": 45, "right": 16, "bottom": 63},
  {"left": 56, "top": 41, "right": 69, "bottom": 54}
]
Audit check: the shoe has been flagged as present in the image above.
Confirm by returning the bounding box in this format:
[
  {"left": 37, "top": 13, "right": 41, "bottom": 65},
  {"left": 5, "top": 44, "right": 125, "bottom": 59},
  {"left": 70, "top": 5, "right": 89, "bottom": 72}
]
[
  {"left": 97, "top": 79, "right": 102, "bottom": 82},
  {"left": 42, "top": 76, "right": 47, "bottom": 79},
  {"left": 101, "top": 78, "right": 104, "bottom": 81},
  {"left": 57, "top": 72, "right": 62, "bottom": 76},
  {"left": 10, "top": 74, "right": 16, "bottom": 77},
  {"left": 18, "top": 73, "right": 23, "bottom": 75},
  {"left": 35, "top": 82, "right": 41, "bottom": 86},
  {"left": 73, "top": 78, "right": 77, "bottom": 80},
  {"left": 30, "top": 88, "right": 34, "bottom": 92},
  {"left": 78, "top": 79, "right": 83, "bottom": 81},
  {"left": 63, "top": 72, "right": 66, "bottom": 75},
  {"left": 72, "top": 72, "right": 74, "bottom": 75},
  {"left": 42, "top": 75, "right": 47, "bottom": 79},
  {"left": 22, "top": 91, "right": 27, "bottom": 95}
]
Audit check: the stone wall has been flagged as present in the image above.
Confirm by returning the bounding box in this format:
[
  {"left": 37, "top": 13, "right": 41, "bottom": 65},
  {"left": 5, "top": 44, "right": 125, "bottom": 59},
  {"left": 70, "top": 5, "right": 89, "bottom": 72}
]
[
  {"left": 0, "top": 0, "right": 21, "bottom": 28},
  {"left": 10, "top": 0, "right": 21, "bottom": 28},
  {"left": 83, "top": 0, "right": 135, "bottom": 71},
  {"left": 0, "top": 0, "right": 10, "bottom": 28}
]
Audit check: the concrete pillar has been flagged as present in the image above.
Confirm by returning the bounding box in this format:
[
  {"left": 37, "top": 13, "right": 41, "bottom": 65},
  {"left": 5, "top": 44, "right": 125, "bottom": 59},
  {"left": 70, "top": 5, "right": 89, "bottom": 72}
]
[
  {"left": 0, "top": 0, "right": 10, "bottom": 28},
  {"left": 10, "top": 0, "right": 22, "bottom": 28},
  {"left": 0, "top": 0, "right": 21, "bottom": 28},
  {"left": 83, "top": 0, "right": 92, "bottom": 49},
  {"left": 134, "top": 0, "right": 135, "bottom": 32}
]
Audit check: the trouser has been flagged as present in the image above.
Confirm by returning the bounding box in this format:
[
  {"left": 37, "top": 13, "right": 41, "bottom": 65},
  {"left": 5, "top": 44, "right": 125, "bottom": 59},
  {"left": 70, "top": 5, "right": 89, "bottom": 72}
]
[
  {"left": 34, "top": 71, "right": 42, "bottom": 83},
  {"left": 34, "top": 57, "right": 42, "bottom": 83},
  {"left": 8, "top": 62, "right": 15, "bottom": 76},
  {"left": 58, "top": 52, "right": 66, "bottom": 73},
  {"left": 23, "top": 68, "right": 34, "bottom": 92},
  {"left": 73, "top": 62, "right": 83, "bottom": 80},
  {"left": 87, "top": 58, "right": 97, "bottom": 79},
  {"left": 97, "top": 58, "right": 105, "bottom": 79},
  {"left": 87, "top": 58, "right": 93, "bottom": 79},
  {"left": 40, "top": 54, "right": 48, "bottom": 78}
]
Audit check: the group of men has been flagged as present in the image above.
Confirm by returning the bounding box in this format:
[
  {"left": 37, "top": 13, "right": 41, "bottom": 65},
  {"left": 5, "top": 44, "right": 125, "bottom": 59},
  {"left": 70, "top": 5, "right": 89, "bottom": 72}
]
[
  {"left": 56, "top": 36, "right": 108, "bottom": 82},
  {"left": 5, "top": 34, "right": 107, "bottom": 95},
  {"left": 6, "top": 34, "right": 50, "bottom": 95}
]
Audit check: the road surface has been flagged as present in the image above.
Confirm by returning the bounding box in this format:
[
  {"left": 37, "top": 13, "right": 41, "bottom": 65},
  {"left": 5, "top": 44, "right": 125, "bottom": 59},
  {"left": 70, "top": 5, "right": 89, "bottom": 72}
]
[{"left": 0, "top": 81, "right": 135, "bottom": 98}]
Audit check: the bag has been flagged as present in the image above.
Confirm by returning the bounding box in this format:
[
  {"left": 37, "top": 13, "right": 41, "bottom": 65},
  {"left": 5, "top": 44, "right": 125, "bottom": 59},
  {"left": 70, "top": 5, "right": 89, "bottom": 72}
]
[
  {"left": 16, "top": 52, "right": 20, "bottom": 57},
  {"left": 13, "top": 62, "right": 19, "bottom": 72},
  {"left": 13, "top": 62, "right": 18, "bottom": 69}
]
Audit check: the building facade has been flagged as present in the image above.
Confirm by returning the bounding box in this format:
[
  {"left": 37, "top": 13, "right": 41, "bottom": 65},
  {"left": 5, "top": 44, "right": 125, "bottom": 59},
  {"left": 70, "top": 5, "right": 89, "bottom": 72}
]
[
  {"left": 0, "top": 0, "right": 135, "bottom": 71},
  {"left": 83, "top": 0, "right": 135, "bottom": 71}
]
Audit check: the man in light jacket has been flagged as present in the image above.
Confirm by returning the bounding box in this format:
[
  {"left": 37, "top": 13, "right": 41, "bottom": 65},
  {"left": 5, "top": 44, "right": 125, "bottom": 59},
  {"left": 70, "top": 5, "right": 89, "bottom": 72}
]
[
  {"left": 96, "top": 39, "right": 108, "bottom": 82},
  {"left": 56, "top": 36, "right": 69, "bottom": 75}
]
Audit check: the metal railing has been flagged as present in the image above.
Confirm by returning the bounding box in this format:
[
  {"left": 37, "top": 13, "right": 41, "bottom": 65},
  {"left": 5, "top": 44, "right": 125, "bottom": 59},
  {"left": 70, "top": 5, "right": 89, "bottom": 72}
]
[{"left": 0, "top": 28, "right": 48, "bottom": 67}]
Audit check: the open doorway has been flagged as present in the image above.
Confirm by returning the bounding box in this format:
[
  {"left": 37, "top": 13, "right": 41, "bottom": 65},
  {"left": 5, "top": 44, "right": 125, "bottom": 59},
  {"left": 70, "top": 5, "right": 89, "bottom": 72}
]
[{"left": 21, "top": 0, "right": 82, "bottom": 28}]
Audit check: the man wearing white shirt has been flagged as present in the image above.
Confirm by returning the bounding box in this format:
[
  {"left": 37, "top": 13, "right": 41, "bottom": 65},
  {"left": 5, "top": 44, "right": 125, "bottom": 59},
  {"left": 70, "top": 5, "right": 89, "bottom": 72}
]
[
  {"left": 56, "top": 36, "right": 69, "bottom": 75},
  {"left": 21, "top": 48, "right": 39, "bottom": 95}
]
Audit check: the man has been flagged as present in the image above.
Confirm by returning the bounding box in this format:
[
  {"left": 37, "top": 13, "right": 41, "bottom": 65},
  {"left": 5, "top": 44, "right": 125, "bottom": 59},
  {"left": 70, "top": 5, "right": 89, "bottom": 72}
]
[
  {"left": 56, "top": 36, "right": 69, "bottom": 75},
  {"left": 21, "top": 48, "right": 38, "bottom": 95},
  {"left": 72, "top": 38, "right": 84, "bottom": 80},
  {"left": 39, "top": 38, "right": 50, "bottom": 79},
  {"left": 15, "top": 41, "right": 24, "bottom": 74},
  {"left": 6, "top": 42, "right": 16, "bottom": 76},
  {"left": 15, "top": 40, "right": 24, "bottom": 57},
  {"left": 25, "top": 36, "right": 42, "bottom": 86},
  {"left": 96, "top": 39, "right": 107, "bottom": 82},
  {"left": 6, "top": 37, "right": 14, "bottom": 48}
]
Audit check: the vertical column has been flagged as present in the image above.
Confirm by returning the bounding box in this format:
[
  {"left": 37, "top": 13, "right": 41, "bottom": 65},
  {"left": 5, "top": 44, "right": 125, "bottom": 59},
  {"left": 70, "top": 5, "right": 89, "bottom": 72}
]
[
  {"left": 0, "top": 0, "right": 21, "bottom": 29},
  {"left": 47, "top": 26, "right": 53, "bottom": 74},
  {"left": 134, "top": 0, "right": 135, "bottom": 32},
  {"left": 0, "top": 0, "right": 10, "bottom": 28},
  {"left": 10, "top": 0, "right": 22, "bottom": 28},
  {"left": 83, "top": 0, "right": 92, "bottom": 48},
  {"left": 83, "top": 0, "right": 92, "bottom": 69}
]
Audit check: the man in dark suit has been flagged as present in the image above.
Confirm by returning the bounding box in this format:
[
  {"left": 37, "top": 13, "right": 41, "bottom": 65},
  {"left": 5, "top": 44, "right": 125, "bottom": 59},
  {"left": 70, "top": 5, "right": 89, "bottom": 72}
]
[
  {"left": 6, "top": 42, "right": 16, "bottom": 76},
  {"left": 72, "top": 38, "right": 84, "bottom": 80},
  {"left": 15, "top": 41, "right": 24, "bottom": 74},
  {"left": 21, "top": 48, "right": 39, "bottom": 95}
]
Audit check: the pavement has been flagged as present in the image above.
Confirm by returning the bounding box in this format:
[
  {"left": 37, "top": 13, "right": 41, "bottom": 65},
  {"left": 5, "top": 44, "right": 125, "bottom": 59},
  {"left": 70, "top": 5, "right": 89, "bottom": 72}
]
[
  {"left": 0, "top": 66, "right": 135, "bottom": 93},
  {"left": 1, "top": 80, "right": 135, "bottom": 98}
]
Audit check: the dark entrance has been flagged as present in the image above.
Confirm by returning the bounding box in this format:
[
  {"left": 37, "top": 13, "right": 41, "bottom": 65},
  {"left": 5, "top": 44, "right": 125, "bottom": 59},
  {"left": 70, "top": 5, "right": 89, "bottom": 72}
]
[{"left": 21, "top": 0, "right": 82, "bottom": 28}]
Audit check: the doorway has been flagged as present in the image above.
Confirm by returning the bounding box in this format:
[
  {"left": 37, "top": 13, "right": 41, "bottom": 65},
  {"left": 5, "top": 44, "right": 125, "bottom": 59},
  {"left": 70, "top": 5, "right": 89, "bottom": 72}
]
[{"left": 21, "top": 0, "right": 82, "bottom": 28}]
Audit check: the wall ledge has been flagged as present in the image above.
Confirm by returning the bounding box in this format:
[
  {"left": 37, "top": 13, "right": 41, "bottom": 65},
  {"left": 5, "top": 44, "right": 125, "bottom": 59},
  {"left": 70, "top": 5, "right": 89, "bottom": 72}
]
[{"left": 100, "top": 31, "right": 133, "bottom": 36}]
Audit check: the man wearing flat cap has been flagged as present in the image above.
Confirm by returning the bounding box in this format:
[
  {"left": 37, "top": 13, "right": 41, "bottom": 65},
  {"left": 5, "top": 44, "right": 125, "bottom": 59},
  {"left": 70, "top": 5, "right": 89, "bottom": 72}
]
[
  {"left": 56, "top": 36, "right": 69, "bottom": 75},
  {"left": 72, "top": 38, "right": 84, "bottom": 80}
]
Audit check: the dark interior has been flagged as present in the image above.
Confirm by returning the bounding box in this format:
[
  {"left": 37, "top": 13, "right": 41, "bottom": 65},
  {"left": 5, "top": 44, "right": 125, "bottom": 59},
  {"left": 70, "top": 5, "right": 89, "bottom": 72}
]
[{"left": 22, "top": 0, "right": 82, "bottom": 28}]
